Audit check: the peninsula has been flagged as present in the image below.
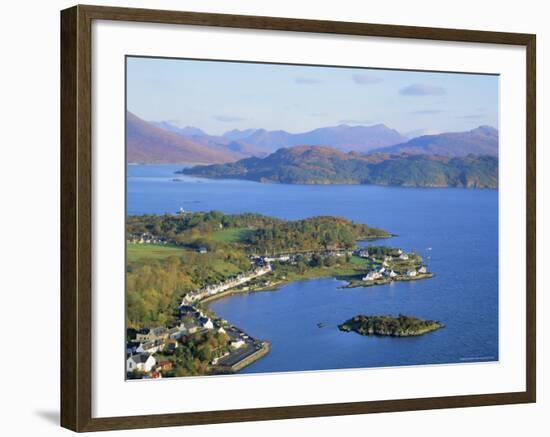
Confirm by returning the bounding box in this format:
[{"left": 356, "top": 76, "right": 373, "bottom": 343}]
[
  {"left": 338, "top": 314, "right": 444, "bottom": 337},
  {"left": 125, "top": 210, "right": 434, "bottom": 379}
]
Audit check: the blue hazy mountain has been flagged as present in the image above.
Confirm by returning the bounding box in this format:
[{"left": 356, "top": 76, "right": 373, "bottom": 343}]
[
  {"left": 151, "top": 122, "right": 207, "bottom": 138},
  {"left": 126, "top": 112, "right": 240, "bottom": 164},
  {"left": 221, "top": 124, "right": 407, "bottom": 154},
  {"left": 149, "top": 120, "right": 267, "bottom": 159},
  {"left": 371, "top": 126, "right": 498, "bottom": 157}
]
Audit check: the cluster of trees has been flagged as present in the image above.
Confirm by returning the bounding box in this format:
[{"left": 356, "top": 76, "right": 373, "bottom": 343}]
[
  {"left": 170, "top": 330, "right": 231, "bottom": 377},
  {"left": 339, "top": 314, "right": 443, "bottom": 337},
  {"left": 127, "top": 211, "right": 282, "bottom": 241},
  {"left": 364, "top": 245, "right": 402, "bottom": 257},
  {"left": 128, "top": 212, "right": 388, "bottom": 256},
  {"left": 366, "top": 154, "right": 498, "bottom": 188},
  {"left": 126, "top": 249, "right": 250, "bottom": 328},
  {"left": 246, "top": 216, "right": 388, "bottom": 254},
  {"left": 127, "top": 257, "right": 192, "bottom": 328},
  {"left": 182, "top": 146, "right": 499, "bottom": 188},
  {"left": 274, "top": 252, "right": 352, "bottom": 277}
]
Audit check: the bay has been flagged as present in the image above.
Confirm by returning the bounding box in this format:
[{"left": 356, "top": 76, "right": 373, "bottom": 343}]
[{"left": 128, "top": 164, "right": 498, "bottom": 373}]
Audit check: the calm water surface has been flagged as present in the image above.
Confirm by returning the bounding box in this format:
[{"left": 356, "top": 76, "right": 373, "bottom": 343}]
[{"left": 128, "top": 164, "right": 498, "bottom": 373}]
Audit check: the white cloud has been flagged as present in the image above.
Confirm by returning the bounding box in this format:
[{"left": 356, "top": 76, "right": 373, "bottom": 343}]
[
  {"left": 352, "top": 73, "right": 383, "bottom": 85},
  {"left": 400, "top": 83, "right": 446, "bottom": 96}
]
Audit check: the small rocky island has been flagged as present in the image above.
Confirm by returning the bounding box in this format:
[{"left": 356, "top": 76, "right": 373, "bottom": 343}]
[{"left": 338, "top": 314, "right": 444, "bottom": 337}]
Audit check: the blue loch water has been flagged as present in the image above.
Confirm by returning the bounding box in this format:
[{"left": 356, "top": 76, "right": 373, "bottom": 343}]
[{"left": 128, "top": 164, "right": 498, "bottom": 373}]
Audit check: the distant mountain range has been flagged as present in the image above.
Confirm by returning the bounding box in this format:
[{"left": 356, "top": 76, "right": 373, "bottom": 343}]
[
  {"left": 127, "top": 112, "right": 269, "bottom": 164},
  {"left": 374, "top": 126, "right": 498, "bottom": 157},
  {"left": 150, "top": 120, "right": 266, "bottom": 159},
  {"left": 127, "top": 112, "right": 237, "bottom": 164},
  {"left": 220, "top": 124, "right": 407, "bottom": 154},
  {"left": 127, "top": 111, "right": 498, "bottom": 164},
  {"left": 180, "top": 145, "right": 498, "bottom": 188}
]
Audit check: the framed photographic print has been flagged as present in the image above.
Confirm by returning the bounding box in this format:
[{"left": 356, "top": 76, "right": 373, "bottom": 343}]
[{"left": 60, "top": 4, "right": 536, "bottom": 432}]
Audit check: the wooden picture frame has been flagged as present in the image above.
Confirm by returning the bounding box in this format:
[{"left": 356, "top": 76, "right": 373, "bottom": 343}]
[{"left": 60, "top": 4, "right": 536, "bottom": 432}]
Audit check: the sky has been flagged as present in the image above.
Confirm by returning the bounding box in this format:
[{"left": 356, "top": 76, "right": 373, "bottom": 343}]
[{"left": 126, "top": 56, "right": 499, "bottom": 136}]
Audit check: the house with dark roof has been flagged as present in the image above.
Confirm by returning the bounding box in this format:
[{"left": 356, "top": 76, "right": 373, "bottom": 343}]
[
  {"left": 136, "top": 326, "right": 169, "bottom": 343},
  {"left": 126, "top": 353, "right": 156, "bottom": 373},
  {"left": 136, "top": 340, "right": 162, "bottom": 354},
  {"left": 168, "top": 326, "right": 187, "bottom": 340}
]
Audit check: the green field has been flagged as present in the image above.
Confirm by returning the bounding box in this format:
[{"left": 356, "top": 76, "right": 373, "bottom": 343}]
[
  {"left": 126, "top": 243, "right": 189, "bottom": 262},
  {"left": 211, "top": 227, "right": 253, "bottom": 243},
  {"left": 349, "top": 255, "right": 369, "bottom": 267},
  {"left": 127, "top": 242, "right": 246, "bottom": 277},
  {"left": 208, "top": 258, "right": 244, "bottom": 278},
  {"left": 266, "top": 255, "right": 369, "bottom": 285}
]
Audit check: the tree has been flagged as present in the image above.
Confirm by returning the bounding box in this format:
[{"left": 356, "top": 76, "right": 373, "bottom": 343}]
[
  {"left": 198, "top": 345, "right": 213, "bottom": 362},
  {"left": 310, "top": 253, "right": 323, "bottom": 267}
]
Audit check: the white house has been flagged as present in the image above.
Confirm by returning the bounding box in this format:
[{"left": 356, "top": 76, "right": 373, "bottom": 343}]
[
  {"left": 399, "top": 253, "right": 409, "bottom": 260},
  {"left": 363, "top": 271, "right": 381, "bottom": 281},
  {"left": 231, "top": 339, "right": 245, "bottom": 349},
  {"left": 168, "top": 325, "right": 187, "bottom": 340},
  {"left": 389, "top": 270, "right": 398, "bottom": 278},
  {"left": 418, "top": 266, "right": 427, "bottom": 274},
  {"left": 126, "top": 353, "right": 156, "bottom": 373},
  {"left": 407, "top": 270, "right": 417, "bottom": 277},
  {"left": 199, "top": 317, "right": 214, "bottom": 330},
  {"left": 136, "top": 341, "right": 161, "bottom": 354}
]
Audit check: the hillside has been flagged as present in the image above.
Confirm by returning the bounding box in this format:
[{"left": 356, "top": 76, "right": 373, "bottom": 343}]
[
  {"left": 179, "top": 145, "right": 498, "bottom": 188},
  {"left": 372, "top": 126, "right": 498, "bottom": 157},
  {"left": 126, "top": 112, "right": 238, "bottom": 164}
]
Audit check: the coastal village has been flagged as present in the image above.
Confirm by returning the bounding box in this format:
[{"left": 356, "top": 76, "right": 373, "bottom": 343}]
[
  {"left": 126, "top": 227, "right": 433, "bottom": 379},
  {"left": 347, "top": 247, "right": 433, "bottom": 287}
]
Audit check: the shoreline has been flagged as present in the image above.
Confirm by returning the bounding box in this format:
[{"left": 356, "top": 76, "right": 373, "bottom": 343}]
[
  {"left": 176, "top": 170, "right": 498, "bottom": 190},
  {"left": 201, "top": 271, "right": 436, "bottom": 305},
  {"left": 200, "top": 264, "right": 367, "bottom": 305},
  {"left": 128, "top": 211, "right": 435, "bottom": 377}
]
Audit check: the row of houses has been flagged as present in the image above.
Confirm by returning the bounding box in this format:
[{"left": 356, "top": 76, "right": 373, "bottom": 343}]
[
  {"left": 354, "top": 248, "right": 409, "bottom": 261},
  {"left": 362, "top": 265, "right": 428, "bottom": 282},
  {"left": 251, "top": 249, "right": 354, "bottom": 266},
  {"left": 135, "top": 324, "right": 189, "bottom": 343},
  {"left": 127, "top": 312, "right": 212, "bottom": 356},
  {"left": 362, "top": 266, "right": 398, "bottom": 281},
  {"left": 182, "top": 264, "right": 273, "bottom": 304},
  {"left": 127, "top": 232, "right": 168, "bottom": 245},
  {"left": 127, "top": 324, "right": 188, "bottom": 357},
  {"left": 407, "top": 266, "right": 427, "bottom": 276}
]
